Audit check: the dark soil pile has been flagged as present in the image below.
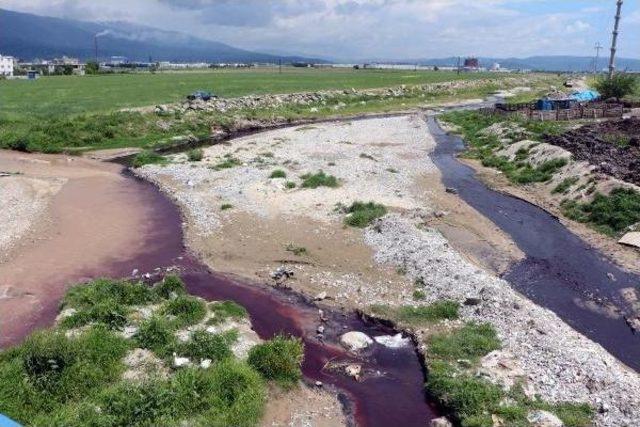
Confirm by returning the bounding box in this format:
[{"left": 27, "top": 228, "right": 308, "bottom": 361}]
[{"left": 545, "top": 118, "right": 640, "bottom": 185}]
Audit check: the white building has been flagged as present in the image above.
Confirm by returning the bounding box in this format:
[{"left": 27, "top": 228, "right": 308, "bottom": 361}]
[{"left": 0, "top": 55, "right": 14, "bottom": 77}]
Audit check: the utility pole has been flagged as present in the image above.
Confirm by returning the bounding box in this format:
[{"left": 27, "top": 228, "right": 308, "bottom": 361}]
[
  {"left": 593, "top": 43, "right": 602, "bottom": 74},
  {"left": 279, "top": 58, "right": 282, "bottom": 74},
  {"left": 456, "top": 56, "right": 461, "bottom": 75},
  {"left": 608, "top": 0, "right": 623, "bottom": 78}
]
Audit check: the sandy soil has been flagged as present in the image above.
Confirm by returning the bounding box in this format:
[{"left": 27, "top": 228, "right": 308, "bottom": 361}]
[
  {"left": 0, "top": 150, "right": 166, "bottom": 347},
  {"left": 137, "top": 115, "right": 520, "bottom": 309}
]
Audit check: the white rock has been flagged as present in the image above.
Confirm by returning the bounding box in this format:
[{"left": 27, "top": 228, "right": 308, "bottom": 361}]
[
  {"left": 345, "top": 364, "right": 362, "bottom": 379},
  {"left": 527, "top": 410, "right": 563, "bottom": 427},
  {"left": 314, "top": 291, "right": 328, "bottom": 301},
  {"left": 200, "top": 359, "right": 212, "bottom": 369},
  {"left": 339, "top": 331, "right": 373, "bottom": 351},
  {"left": 374, "top": 333, "right": 410, "bottom": 348},
  {"left": 430, "top": 416, "right": 453, "bottom": 427},
  {"left": 173, "top": 356, "right": 191, "bottom": 368}
]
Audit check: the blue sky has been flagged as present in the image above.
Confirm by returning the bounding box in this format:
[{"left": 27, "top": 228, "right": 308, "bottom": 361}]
[{"left": 1, "top": 0, "right": 638, "bottom": 60}]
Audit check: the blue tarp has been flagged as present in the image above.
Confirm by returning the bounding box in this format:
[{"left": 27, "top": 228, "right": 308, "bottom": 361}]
[
  {"left": 570, "top": 90, "right": 600, "bottom": 102},
  {"left": 0, "top": 415, "right": 21, "bottom": 427},
  {"left": 536, "top": 99, "right": 555, "bottom": 111}
]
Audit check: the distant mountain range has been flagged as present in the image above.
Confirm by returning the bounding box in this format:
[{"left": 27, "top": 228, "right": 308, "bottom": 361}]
[
  {"left": 414, "top": 56, "right": 640, "bottom": 72},
  {"left": 2, "top": 8, "right": 639, "bottom": 72},
  {"left": 0, "top": 8, "right": 324, "bottom": 63}
]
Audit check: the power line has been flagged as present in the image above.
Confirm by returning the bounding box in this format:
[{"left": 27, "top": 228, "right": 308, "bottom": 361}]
[{"left": 593, "top": 42, "right": 603, "bottom": 74}]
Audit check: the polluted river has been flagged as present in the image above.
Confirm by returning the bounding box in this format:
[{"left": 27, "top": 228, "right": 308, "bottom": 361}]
[{"left": 2, "top": 106, "right": 640, "bottom": 426}]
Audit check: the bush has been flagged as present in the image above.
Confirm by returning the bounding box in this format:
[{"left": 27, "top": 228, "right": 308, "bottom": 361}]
[
  {"left": 153, "top": 274, "right": 187, "bottom": 299},
  {"left": 176, "top": 330, "right": 237, "bottom": 362},
  {"left": 63, "top": 278, "right": 156, "bottom": 309},
  {"left": 214, "top": 156, "right": 241, "bottom": 170},
  {"left": 344, "top": 201, "right": 387, "bottom": 227},
  {"left": 21, "top": 331, "right": 78, "bottom": 393},
  {"left": 61, "top": 298, "right": 129, "bottom": 330},
  {"left": 300, "top": 170, "right": 339, "bottom": 188},
  {"left": 429, "top": 322, "right": 501, "bottom": 362},
  {"left": 187, "top": 148, "right": 204, "bottom": 162},
  {"left": 562, "top": 187, "right": 640, "bottom": 236},
  {"left": 285, "top": 181, "right": 297, "bottom": 189},
  {"left": 134, "top": 316, "right": 176, "bottom": 356},
  {"left": 208, "top": 301, "right": 249, "bottom": 325},
  {"left": 132, "top": 150, "right": 167, "bottom": 168},
  {"left": 247, "top": 336, "right": 304, "bottom": 387},
  {"left": 221, "top": 203, "right": 234, "bottom": 210},
  {"left": 285, "top": 243, "right": 308, "bottom": 256},
  {"left": 269, "top": 169, "right": 287, "bottom": 178},
  {"left": 162, "top": 295, "right": 207, "bottom": 327},
  {"left": 594, "top": 73, "right": 638, "bottom": 101}
]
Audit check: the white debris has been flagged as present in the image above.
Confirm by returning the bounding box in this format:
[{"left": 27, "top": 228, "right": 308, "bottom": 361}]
[{"left": 373, "top": 333, "right": 411, "bottom": 348}]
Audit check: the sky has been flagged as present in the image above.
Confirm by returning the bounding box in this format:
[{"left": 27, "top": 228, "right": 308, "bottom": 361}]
[{"left": 1, "top": 0, "right": 639, "bottom": 60}]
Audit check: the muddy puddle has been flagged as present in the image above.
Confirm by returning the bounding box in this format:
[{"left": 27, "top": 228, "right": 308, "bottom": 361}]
[{"left": 428, "top": 115, "right": 640, "bottom": 371}]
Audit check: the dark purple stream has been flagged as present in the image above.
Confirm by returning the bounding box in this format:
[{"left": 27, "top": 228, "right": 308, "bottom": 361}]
[
  {"left": 91, "top": 172, "right": 440, "bottom": 426},
  {"left": 428, "top": 115, "right": 640, "bottom": 371}
]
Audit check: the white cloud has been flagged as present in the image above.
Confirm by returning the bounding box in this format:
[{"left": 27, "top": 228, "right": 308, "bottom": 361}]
[{"left": 0, "top": 0, "right": 637, "bottom": 59}]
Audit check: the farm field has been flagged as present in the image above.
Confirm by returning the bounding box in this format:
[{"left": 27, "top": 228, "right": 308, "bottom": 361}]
[{"left": 0, "top": 68, "right": 502, "bottom": 119}]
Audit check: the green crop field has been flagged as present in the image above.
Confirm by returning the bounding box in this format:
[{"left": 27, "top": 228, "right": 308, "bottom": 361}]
[{"left": 0, "top": 68, "right": 500, "bottom": 119}]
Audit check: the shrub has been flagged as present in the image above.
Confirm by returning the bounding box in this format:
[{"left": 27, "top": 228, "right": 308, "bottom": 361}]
[
  {"left": 285, "top": 243, "right": 308, "bottom": 256},
  {"left": 153, "top": 274, "right": 186, "bottom": 299},
  {"left": 221, "top": 203, "right": 234, "bottom": 210},
  {"left": 208, "top": 301, "right": 249, "bottom": 325},
  {"left": 561, "top": 187, "right": 640, "bottom": 236},
  {"left": 213, "top": 156, "right": 241, "bottom": 170},
  {"left": 176, "top": 330, "right": 237, "bottom": 362},
  {"left": 21, "top": 331, "right": 78, "bottom": 392},
  {"left": 413, "top": 290, "right": 426, "bottom": 300},
  {"left": 552, "top": 177, "right": 579, "bottom": 194},
  {"left": 285, "top": 181, "right": 297, "bottom": 189},
  {"left": 61, "top": 298, "right": 129, "bottom": 330},
  {"left": 300, "top": 170, "right": 339, "bottom": 188},
  {"left": 269, "top": 169, "right": 287, "bottom": 178},
  {"left": 428, "top": 322, "right": 500, "bottom": 362},
  {"left": 63, "top": 278, "right": 156, "bottom": 309},
  {"left": 344, "top": 201, "right": 387, "bottom": 227},
  {"left": 132, "top": 151, "right": 167, "bottom": 168},
  {"left": 163, "top": 295, "right": 207, "bottom": 327},
  {"left": 187, "top": 148, "right": 204, "bottom": 162},
  {"left": 134, "top": 316, "right": 176, "bottom": 356},
  {"left": 247, "top": 336, "right": 304, "bottom": 387},
  {"left": 594, "top": 73, "right": 638, "bottom": 101}
]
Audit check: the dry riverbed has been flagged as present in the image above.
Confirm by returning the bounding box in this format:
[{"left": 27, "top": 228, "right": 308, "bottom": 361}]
[{"left": 137, "top": 115, "right": 640, "bottom": 426}]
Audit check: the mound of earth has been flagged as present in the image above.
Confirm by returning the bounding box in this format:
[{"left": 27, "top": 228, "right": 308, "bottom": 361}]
[{"left": 544, "top": 118, "right": 640, "bottom": 185}]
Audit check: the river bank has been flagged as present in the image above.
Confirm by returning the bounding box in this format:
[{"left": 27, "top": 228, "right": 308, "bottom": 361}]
[{"left": 135, "top": 114, "right": 640, "bottom": 426}]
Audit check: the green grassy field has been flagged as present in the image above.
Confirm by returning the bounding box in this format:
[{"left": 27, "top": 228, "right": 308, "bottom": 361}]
[{"left": 0, "top": 68, "right": 500, "bottom": 119}]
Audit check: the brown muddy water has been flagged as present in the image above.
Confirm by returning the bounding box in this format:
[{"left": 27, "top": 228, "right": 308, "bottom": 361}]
[{"left": 2, "top": 164, "right": 439, "bottom": 426}]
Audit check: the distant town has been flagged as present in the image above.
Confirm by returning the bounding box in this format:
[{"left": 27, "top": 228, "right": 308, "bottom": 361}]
[{"left": 0, "top": 53, "right": 518, "bottom": 79}]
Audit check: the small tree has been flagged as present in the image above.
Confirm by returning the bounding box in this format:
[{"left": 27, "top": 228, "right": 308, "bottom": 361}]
[
  {"left": 594, "top": 73, "right": 638, "bottom": 101},
  {"left": 85, "top": 61, "right": 100, "bottom": 75}
]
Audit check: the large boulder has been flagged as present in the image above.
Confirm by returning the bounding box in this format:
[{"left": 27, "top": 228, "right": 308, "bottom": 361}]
[
  {"left": 339, "top": 331, "right": 373, "bottom": 351},
  {"left": 430, "top": 417, "right": 453, "bottom": 427}
]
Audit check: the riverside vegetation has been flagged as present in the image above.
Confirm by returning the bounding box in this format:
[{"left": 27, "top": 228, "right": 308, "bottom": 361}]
[
  {"left": 369, "top": 301, "right": 593, "bottom": 427},
  {"left": 0, "top": 275, "right": 303, "bottom": 426},
  {"left": 441, "top": 110, "right": 640, "bottom": 238}
]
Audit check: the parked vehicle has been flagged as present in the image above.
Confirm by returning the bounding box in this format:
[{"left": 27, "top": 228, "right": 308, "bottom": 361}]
[{"left": 187, "top": 90, "right": 214, "bottom": 101}]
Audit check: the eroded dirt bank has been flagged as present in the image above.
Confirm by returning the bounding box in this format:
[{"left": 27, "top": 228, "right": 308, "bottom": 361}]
[
  {"left": 0, "top": 151, "right": 183, "bottom": 347},
  {"left": 137, "top": 115, "right": 640, "bottom": 426}
]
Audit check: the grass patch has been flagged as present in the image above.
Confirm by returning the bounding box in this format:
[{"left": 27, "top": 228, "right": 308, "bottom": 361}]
[
  {"left": 175, "top": 330, "right": 238, "bottom": 362},
  {"left": 153, "top": 274, "right": 187, "bottom": 299},
  {"left": 428, "top": 322, "right": 501, "bottom": 362},
  {"left": 552, "top": 177, "right": 579, "bottom": 194},
  {"left": 247, "top": 336, "right": 304, "bottom": 388},
  {"left": 213, "top": 156, "right": 241, "bottom": 170},
  {"left": 285, "top": 243, "right": 308, "bottom": 256},
  {"left": 187, "top": 148, "right": 204, "bottom": 162},
  {"left": 370, "top": 300, "right": 460, "bottom": 326},
  {"left": 132, "top": 150, "right": 167, "bottom": 168},
  {"left": 221, "top": 203, "right": 234, "bottom": 210},
  {"left": 269, "top": 169, "right": 287, "bottom": 178},
  {"left": 344, "top": 201, "right": 387, "bottom": 227},
  {"left": 300, "top": 170, "right": 339, "bottom": 189},
  {"left": 285, "top": 181, "right": 297, "bottom": 189},
  {"left": 561, "top": 187, "right": 640, "bottom": 236},
  {"left": 207, "top": 301, "right": 249, "bottom": 325},
  {"left": 162, "top": 295, "right": 207, "bottom": 327},
  {"left": 134, "top": 316, "right": 176, "bottom": 356},
  {"left": 413, "top": 290, "right": 427, "bottom": 301}
]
